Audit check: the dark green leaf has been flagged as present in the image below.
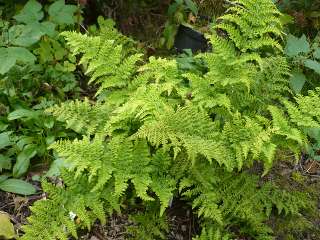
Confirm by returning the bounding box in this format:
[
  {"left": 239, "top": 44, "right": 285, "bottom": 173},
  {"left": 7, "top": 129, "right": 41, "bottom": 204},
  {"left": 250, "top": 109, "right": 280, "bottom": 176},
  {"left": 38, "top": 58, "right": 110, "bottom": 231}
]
[
  {"left": 289, "top": 72, "right": 306, "bottom": 94},
  {"left": 48, "top": 0, "right": 78, "bottom": 25},
  {"left": 0, "top": 179, "right": 36, "bottom": 195},
  {"left": 13, "top": 145, "right": 38, "bottom": 178},
  {"left": 168, "top": 2, "right": 179, "bottom": 16},
  {"left": 0, "top": 123, "right": 8, "bottom": 132},
  {"left": 52, "top": 40, "right": 67, "bottom": 60},
  {"left": 8, "top": 21, "right": 56, "bottom": 47},
  {"left": 39, "top": 21, "right": 57, "bottom": 37},
  {"left": 9, "top": 24, "right": 43, "bottom": 47},
  {"left": 0, "top": 47, "right": 36, "bottom": 74},
  {"left": 304, "top": 59, "right": 320, "bottom": 75},
  {"left": 10, "top": 47, "right": 37, "bottom": 63},
  {"left": 36, "top": 40, "right": 54, "bottom": 63},
  {"left": 45, "top": 135, "right": 55, "bottom": 145},
  {"left": 13, "top": 0, "right": 43, "bottom": 24},
  {"left": 285, "top": 34, "right": 310, "bottom": 57},
  {"left": 31, "top": 175, "right": 40, "bottom": 181},
  {"left": 0, "top": 132, "right": 12, "bottom": 149},
  {"left": 8, "top": 109, "right": 38, "bottom": 121},
  {"left": 0, "top": 175, "right": 9, "bottom": 183},
  {"left": 0, "top": 154, "right": 11, "bottom": 171},
  {"left": 17, "top": 137, "right": 35, "bottom": 150},
  {"left": 0, "top": 48, "right": 16, "bottom": 75},
  {"left": 44, "top": 118, "right": 55, "bottom": 129}
]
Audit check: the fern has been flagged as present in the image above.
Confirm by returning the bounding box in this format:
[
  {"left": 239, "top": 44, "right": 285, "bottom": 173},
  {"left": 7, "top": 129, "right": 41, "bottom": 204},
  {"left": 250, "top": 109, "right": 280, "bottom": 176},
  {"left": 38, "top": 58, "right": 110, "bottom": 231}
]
[
  {"left": 181, "top": 160, "right": 310, "bottom": 239},
  {"left": 46, "top": 98, "right": 110, "bottom": 135},
  {"left": 94, "top": 17, "right": 139, "bottom": 57},
  {"left": 285, "top": 88, "right": 320, "bottom": 128},
  {"left": 51, "top": 136, "right": 175, "bottom": 205},
  {"left": 132, "top": 106, "right": 222, "bottom": 163},
  {"left": 21, "top": 171, "right": 107, "bottom": 240},
  {"left": 22, "top": 2, "right": 319, "bottom": 239},
  {"left": 61, "top": 31, "right": 142, "bottom": 99},
  {"left": 217, "top": 0, "right": 283, "bottom": 52}
]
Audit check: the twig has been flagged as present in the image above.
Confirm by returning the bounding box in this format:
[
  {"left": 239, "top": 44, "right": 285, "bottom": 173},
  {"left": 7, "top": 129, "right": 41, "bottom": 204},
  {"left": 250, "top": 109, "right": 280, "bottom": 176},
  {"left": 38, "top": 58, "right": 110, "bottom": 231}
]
[
  {"left": 306, "top": 160, "right": 316, "bottom": 173},
  {"left": 80, "top": 23, "right": 89, "bottom": 33}
]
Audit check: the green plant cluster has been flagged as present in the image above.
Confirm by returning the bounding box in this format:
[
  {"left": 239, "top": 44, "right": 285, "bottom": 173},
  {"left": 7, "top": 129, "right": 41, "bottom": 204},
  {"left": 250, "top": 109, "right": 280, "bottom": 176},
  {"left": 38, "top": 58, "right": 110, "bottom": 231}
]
[
  {"left": 20, "top": 0, "right": 319, "bottom": 239},
  {"left": 275, "top": 0, "right": 320, "bottom": 196},
  {"left": 283, "top": 32, "right": 320, "bottom": 163},
  {"left": 285, "top": 33, "right": 320, "bottom": 94},
  {"left": 0, "top": 0, "right": 80, "bottom": 194}
]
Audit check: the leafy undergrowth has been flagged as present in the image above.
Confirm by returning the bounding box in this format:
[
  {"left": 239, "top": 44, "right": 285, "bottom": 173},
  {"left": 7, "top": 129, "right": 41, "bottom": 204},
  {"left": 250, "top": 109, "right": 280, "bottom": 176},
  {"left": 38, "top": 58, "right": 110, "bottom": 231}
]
[{"left": 0, "top": 0, "right": 82, "bottom": 195}]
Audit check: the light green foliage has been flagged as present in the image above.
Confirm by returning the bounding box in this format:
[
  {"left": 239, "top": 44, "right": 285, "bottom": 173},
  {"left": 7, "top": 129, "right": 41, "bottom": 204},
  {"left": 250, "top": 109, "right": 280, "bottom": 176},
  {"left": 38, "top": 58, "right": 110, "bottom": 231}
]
[
  {"left": 176, "top": 49, "right": 207, "bottom": 73},
  {"left": 285, "top": 89, "right": 320, "bottom": 128},
  {"left": 22, "top": 0, "right": 318, "bottom": 239},
  {"left": 47, "top": 98, "right": 110, "bottom": 135},
  {"left": 62, "top": 30, "right": 142, "bottom": 97},
  {"left": 50, "top": 136, "right": 175, "bottom": 214},
  {"left": 193, "top": 227, "right": 232, "bottom": 240},
  {"left": 133, "top": 106, "right": 221, "bottom": 162},
  {"left": 187, "top": 36, "right": 290, "bottom": 116},
  {"left": 217, "top": 0, "right": 283, "bottom": 52},
  {"left": 282, "top": 88, "right": 320, "bottom": 161},
  {"left": 95, "top": 16, "right": 138, "bottom": 55}
]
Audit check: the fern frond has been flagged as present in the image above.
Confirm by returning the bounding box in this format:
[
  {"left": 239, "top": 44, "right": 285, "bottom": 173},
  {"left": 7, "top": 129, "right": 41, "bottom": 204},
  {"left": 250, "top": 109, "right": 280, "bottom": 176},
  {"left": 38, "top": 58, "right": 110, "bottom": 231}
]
[
  {"left": 216, "top": 0, "right": 283, "bottom": 52},
  {"left": 182, "top": 161, "right": 310, "bottom": 240},
  {"left": 285, "top": 88, "right": 320, "bottom": 128},
  {"left": 268, "top": 105, "right": 305, "bottom": 145},
  {"left": 47, "top": 98, "right": 109, "bottom": 135},
  {"left": 61, "top": 31, "right": 142, "bottom": 99},
  {"left": 132, "top": 106, "right": 227, "bottom": 165},
  {"left": 22, "top": 173, "right": 109, "bottom": 240}
]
